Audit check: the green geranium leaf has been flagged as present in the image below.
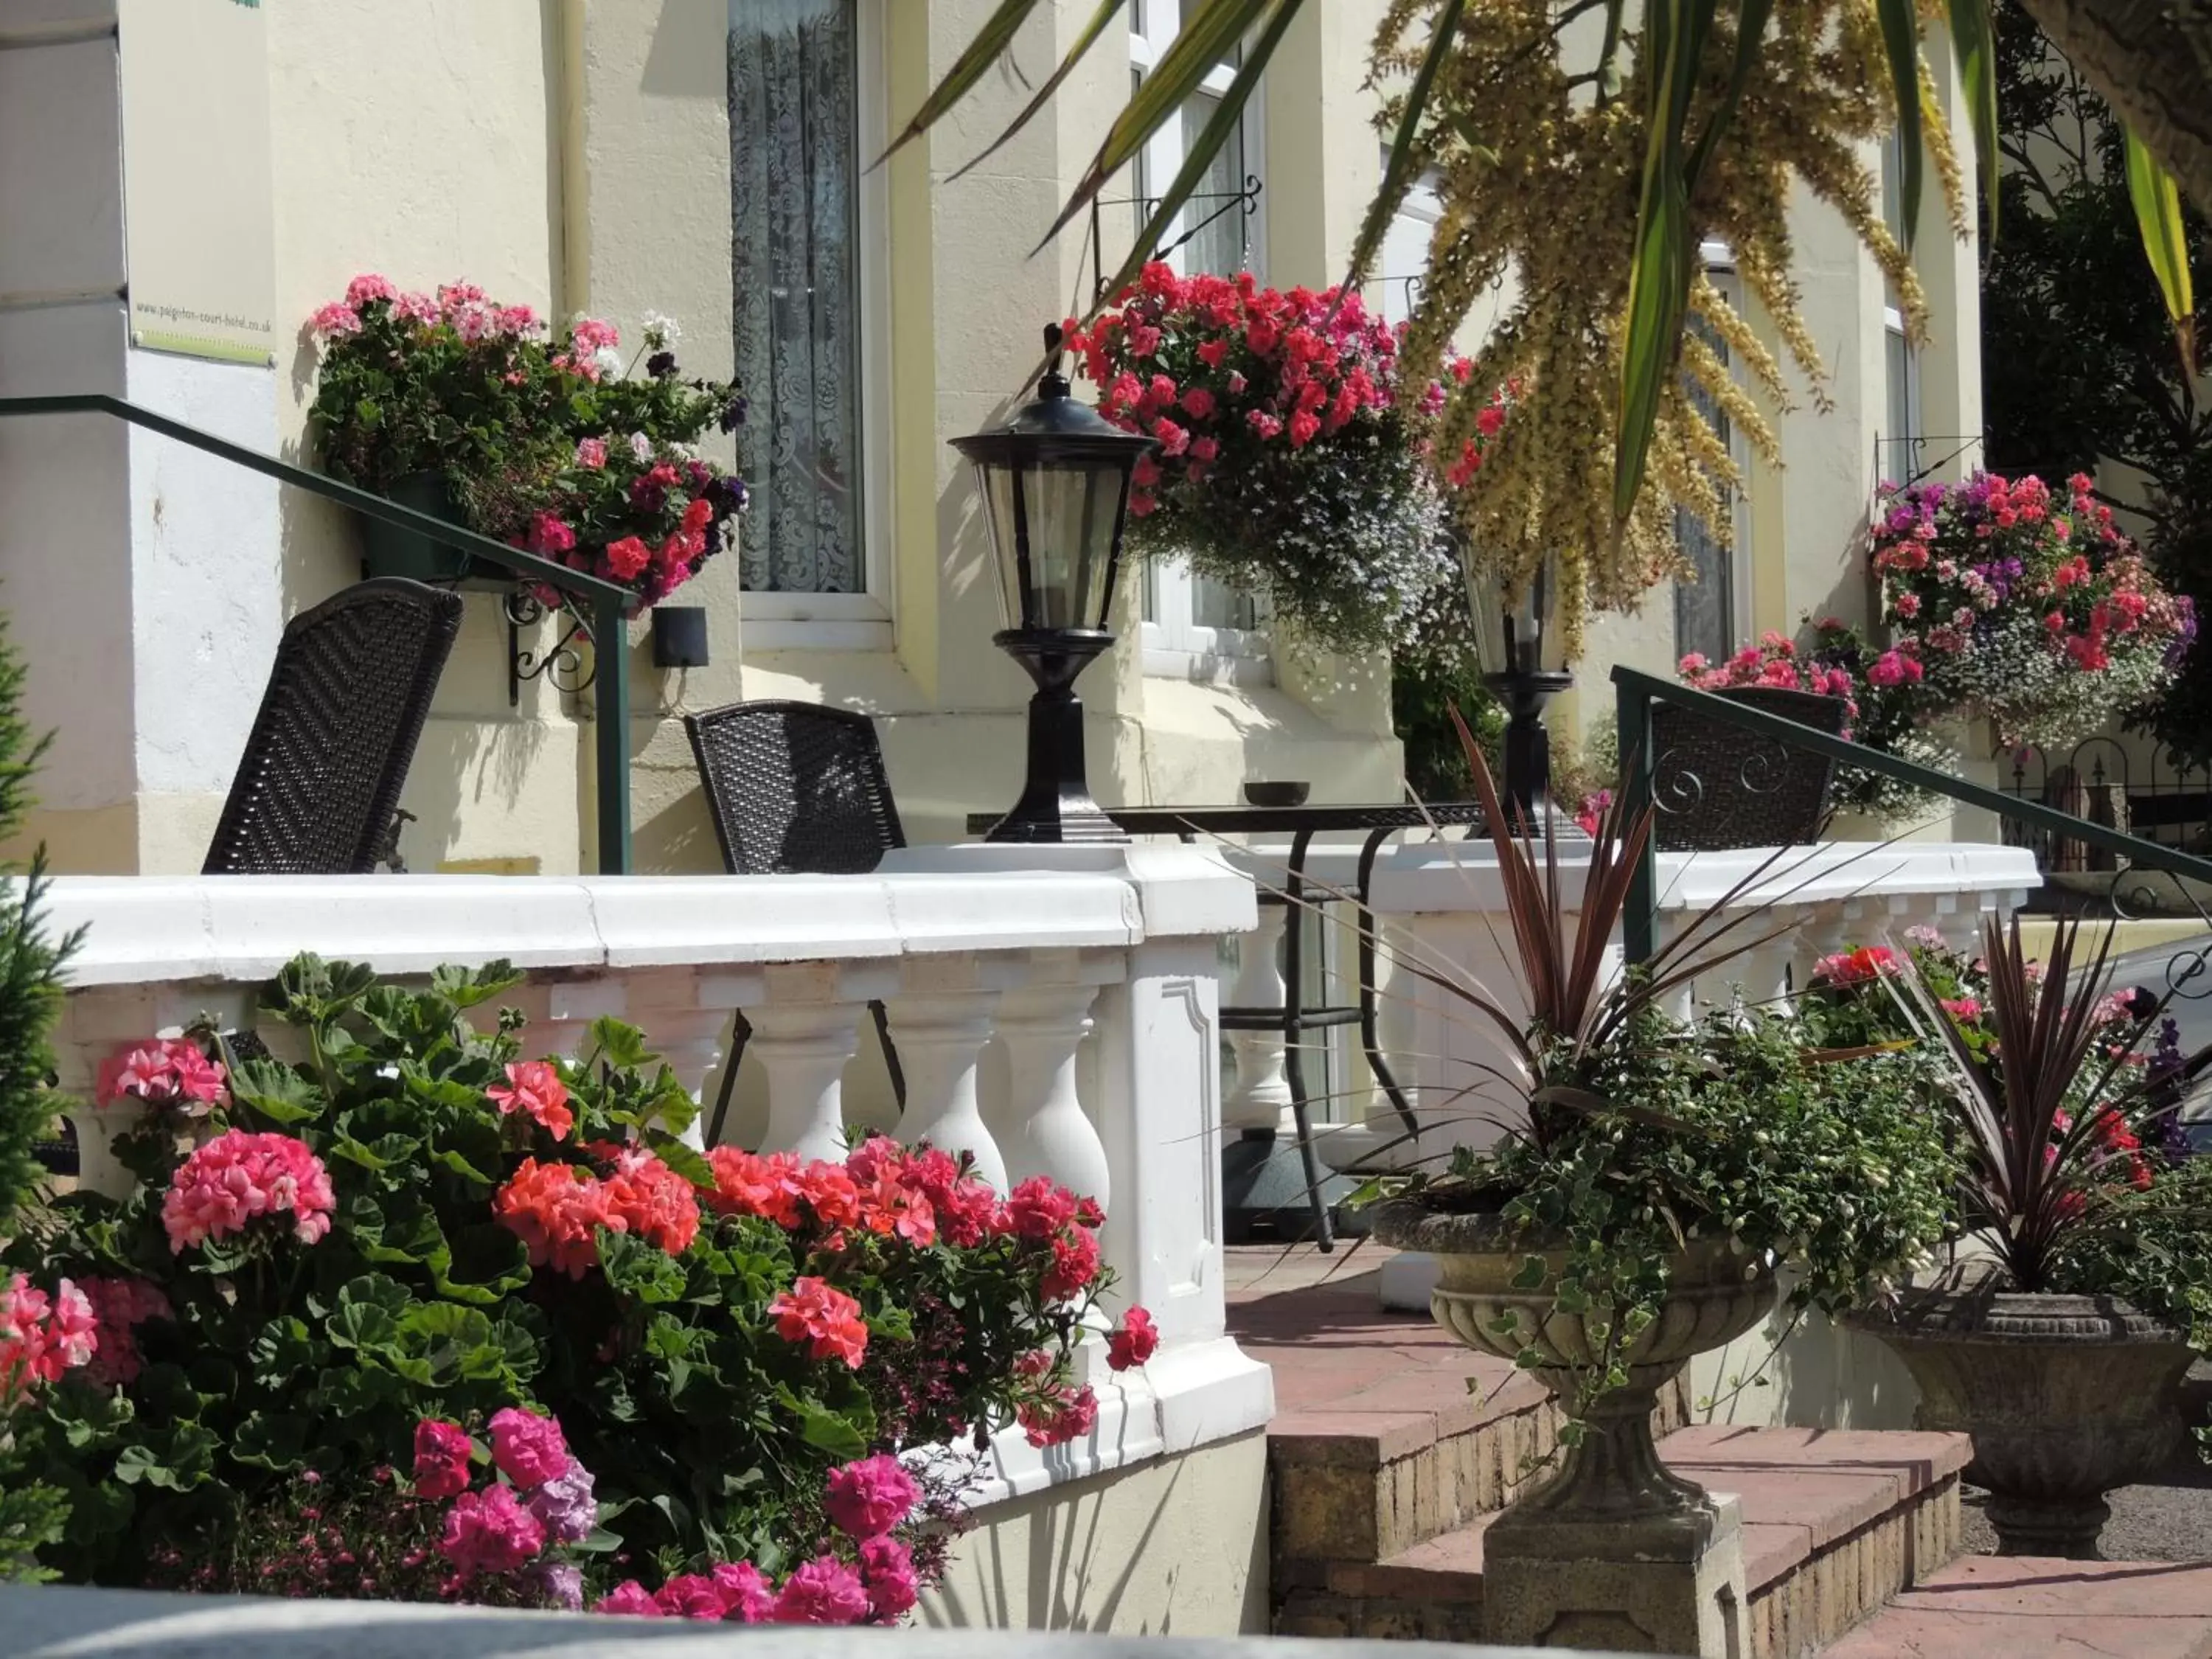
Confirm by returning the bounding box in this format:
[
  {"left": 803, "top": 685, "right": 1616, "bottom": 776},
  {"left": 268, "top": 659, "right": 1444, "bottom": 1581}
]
[
  {"left": 248, "top": 1315, "right": 322, "bottom": 1385},
  {"left": 588, "top": 1017, "right": 653, "bottom": 1071},
  {"left": 600, "top": 1229, "right": 688, "bottom": 1304},
  {"left": 644, "top": 1129, "right": 715, "bottom": 1190},
  {"left": 327, "top": 1273, "right": 414, "bottom": 1355},
  {"left": 227, "top": 1411, "right": 309, "bottom": 1472},
  {"left": 432, "top": 960, "right": 525, "bottom": 1009},
  {"left": 432, "top": 1224, "right": 533, "bottom": 1306},
  {"left": 790, "top": 1398, "right": 867, "bottom": 1461},
  {"left": 228, "top": 1057, "right": 326, "bottom": 1126}
]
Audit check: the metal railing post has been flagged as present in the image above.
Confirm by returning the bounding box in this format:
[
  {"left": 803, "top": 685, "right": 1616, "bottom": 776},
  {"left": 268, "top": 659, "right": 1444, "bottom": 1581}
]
[
  {"left": 593, "top": 591, "right": 632, "bottom": 875},
  {"left": 1617, "top": 675, "right": 1658, "bottom": 965}
]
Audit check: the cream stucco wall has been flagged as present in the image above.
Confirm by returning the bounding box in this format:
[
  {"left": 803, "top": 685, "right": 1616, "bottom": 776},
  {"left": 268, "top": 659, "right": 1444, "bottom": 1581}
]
[
  {"left": 4, "top": 1, "right": 1989, "bottom": 873},
  {"left": 923, "top": 1428, "right": 1270, "bottom": 1634}
]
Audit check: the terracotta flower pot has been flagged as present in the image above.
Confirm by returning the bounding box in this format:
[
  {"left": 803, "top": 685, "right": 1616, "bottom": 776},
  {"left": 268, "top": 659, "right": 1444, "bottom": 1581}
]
[
  {"left": 1846, "top": 1271, "right": 2194, "bottom": 1559},
  {"left": 1372, "top": 1200, "right": 1777, "bottom": 1551}
]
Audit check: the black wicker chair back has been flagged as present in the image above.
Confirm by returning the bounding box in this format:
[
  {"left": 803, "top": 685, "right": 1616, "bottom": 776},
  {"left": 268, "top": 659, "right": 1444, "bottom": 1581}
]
[
  {"left": 684, "top": 700, "right": 906, "bottom": 874},
  {"left": 203, "top": 579, "right": 462, "bottom": 875},
  {"left": 684, "top": 700, "right": 910, "bottom": 1144},
  {"left": 1649, "top": 685, "right": 1848, "bottom": 852}
]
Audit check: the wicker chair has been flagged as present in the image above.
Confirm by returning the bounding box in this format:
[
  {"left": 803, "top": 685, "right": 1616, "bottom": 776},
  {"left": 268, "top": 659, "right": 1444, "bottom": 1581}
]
[
  {"left": 684, "top": 700, "right": 908, "bottom": 1147},
  {"left": 203, "top": 579, "right": 462, "bottom": 875},
  {"left": 1649, "top": 685, "right": 1848, "bottom": 852}
]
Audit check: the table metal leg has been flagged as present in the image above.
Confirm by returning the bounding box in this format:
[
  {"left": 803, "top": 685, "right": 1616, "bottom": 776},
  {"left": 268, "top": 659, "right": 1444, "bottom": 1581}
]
[
  {"left": 1357, "top": 825, "right": 1422, "bottom": 1141},
  {"left": 1280, "top": 828, "right": 1334, "bottom": 1251}
]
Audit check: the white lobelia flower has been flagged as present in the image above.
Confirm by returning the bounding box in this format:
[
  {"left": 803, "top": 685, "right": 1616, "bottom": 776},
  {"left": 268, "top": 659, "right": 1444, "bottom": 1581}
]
[{"left": 641, "top": 311, "right": 681, "bottom": 350}]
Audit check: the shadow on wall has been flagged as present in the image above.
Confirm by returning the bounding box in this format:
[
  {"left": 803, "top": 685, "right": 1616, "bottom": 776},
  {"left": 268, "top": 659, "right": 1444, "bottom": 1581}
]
[{"left": 919, "top": 1433, "right": 1270, "bottom": 1635}]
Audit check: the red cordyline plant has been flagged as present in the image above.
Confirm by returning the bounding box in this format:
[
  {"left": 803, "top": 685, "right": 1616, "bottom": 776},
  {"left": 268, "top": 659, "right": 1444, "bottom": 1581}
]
[
  {"left": 1903, "top": 914, "right": 2202, "bottom": 1290},
  {"left": 1412, "top": 713, "right": 1806, "bottom": 1150}
]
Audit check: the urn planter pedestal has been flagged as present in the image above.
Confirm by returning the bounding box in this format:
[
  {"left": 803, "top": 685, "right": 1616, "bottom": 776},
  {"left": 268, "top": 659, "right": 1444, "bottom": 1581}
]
[
  {"left": 1846, "top": 1269, "right": 2194, "bottom": 1559},
  {"left": 1374, "top": 1201, "right": 1778, "bottom": 1656}
]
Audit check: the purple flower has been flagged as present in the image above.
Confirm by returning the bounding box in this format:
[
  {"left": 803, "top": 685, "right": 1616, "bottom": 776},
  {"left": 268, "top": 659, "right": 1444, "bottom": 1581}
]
[
  {"left": 533, "top": 1561, "right": 584, "bottom": 1611},
  {"left": 525, "top": 1456, "right": 597, "bottom": 1544}
]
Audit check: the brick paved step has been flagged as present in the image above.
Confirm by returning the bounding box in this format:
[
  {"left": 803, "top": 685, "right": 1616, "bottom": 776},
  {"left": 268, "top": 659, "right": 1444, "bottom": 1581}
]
[{"left": 1275, "top": 1426, "right": 1971, "bottom": 1656}]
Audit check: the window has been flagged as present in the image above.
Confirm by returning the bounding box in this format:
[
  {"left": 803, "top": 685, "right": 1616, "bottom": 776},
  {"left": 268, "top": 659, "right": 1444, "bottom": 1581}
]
[
  {"left": 728, "top": 0, "right": 891, "bottom": 647},
  {"left": 1130, "top": 0, "right": 1270, "bottom": 682},
  {"left": 1879, "top": 133, "right": 1921, "bottom": 482},
  {"left": 1371, "top": 169, "right": 1441, "bottom": 330},
  {"left": 1672, "top": 246, "right": 1752, "bottom": 664}
]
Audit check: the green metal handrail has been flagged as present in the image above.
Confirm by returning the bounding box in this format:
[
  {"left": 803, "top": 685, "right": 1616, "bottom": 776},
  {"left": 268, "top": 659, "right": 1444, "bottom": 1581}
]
[
  {"left": 1613, "top": 664, "right": 2212, "bottom": 963},
  {"left": 0, "top": 393, "right": 633, "bottom": 874}
]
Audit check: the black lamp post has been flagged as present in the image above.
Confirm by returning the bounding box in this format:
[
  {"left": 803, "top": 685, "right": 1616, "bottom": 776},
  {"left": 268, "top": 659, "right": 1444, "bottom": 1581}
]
[
  {"left": 1474, "top": 558, "right": 1580, "bottom": 835},
  {"left": 951, "top": 325, "right": 1158, "bottom": 844}
]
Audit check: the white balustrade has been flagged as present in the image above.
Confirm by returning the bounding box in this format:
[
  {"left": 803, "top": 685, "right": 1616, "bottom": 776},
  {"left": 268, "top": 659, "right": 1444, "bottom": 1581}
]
[
  {"left": 29, "top": 851, "right": 1273, "bottom": 1509},
  {"left": 1325, "top": 838, "right": 2040, "bottom": 1180}
]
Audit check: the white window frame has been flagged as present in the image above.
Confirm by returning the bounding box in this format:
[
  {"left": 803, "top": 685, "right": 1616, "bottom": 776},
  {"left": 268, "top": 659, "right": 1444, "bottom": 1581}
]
[
  {"left": 1672, "top": 241, "right": 1756, "bottom": 657},
  {"left": 1370, "top": 166, "right": 1441, "bottom": 329},
  {"left": 1878, "top": 134, "right": 1923, "bottom": 484},
  {"left": 1130, "top": 0, "right": 1273, "bottom": 684},
  {"left": 737, "top": 0, "right": 897, "bottom": 653}
]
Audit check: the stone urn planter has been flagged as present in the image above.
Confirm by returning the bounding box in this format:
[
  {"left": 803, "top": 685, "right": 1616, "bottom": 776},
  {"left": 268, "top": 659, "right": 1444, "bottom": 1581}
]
[
  {"left": 1372, "top": 1200, "right": 1776, "bottom": 1545},
  {"left": 1846, "top": 1269, "right": 2194, "bottom": 1559}
]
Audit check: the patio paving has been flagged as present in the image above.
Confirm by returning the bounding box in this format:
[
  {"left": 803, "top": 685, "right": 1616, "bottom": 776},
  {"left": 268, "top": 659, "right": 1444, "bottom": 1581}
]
[
  {"left": 1825, "top": 1557, "right": 2212, "bottom": 1657},
  {"left": 1227, "top": 1242, "right": 2212, "bottom": 1652}
]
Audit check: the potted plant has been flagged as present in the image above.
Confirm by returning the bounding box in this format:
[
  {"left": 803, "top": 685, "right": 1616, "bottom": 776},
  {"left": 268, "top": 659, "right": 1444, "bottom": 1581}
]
[
  {"left": 1060, "top": 264, "right": 1500, "bottom": 657},
  {"left": 307, "top": 279, "right": 748, "bottom": 610},
  {"left": 1369, "top": 734, "right": 1957, "bottom": 1556},
  {"left": 1825, "top": 920, "right": 2211, "bottom": 1558}
]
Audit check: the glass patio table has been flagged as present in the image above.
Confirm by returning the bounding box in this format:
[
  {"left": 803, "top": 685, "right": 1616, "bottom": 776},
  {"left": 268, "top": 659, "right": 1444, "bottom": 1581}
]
[{"left": 965, "top": 801, "right": 1489, "bottom": 1248}]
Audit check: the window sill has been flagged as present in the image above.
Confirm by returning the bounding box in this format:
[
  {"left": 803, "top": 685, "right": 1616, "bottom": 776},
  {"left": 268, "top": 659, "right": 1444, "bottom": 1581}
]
[
  {"left": 1141, "top": 645, "right": 1276, "bottom": 689},
  {"left": 740, "top": 592, "right": 892, "bottom": 653}
]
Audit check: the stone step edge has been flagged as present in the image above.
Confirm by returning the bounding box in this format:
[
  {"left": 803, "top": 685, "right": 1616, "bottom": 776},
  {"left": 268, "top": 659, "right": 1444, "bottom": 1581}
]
[
  {"left": 1268, "top": 1373, "right": 1693, "bottom": 1569},
  {"left": 1276, "top": 1427, "right": 1972, "bottom": 1658}
]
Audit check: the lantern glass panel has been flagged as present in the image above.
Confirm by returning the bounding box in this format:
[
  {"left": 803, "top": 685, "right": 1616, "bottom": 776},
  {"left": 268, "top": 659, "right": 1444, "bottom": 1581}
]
[{"left": 976, "top": 456, "right": 1129, "bottom": 630}]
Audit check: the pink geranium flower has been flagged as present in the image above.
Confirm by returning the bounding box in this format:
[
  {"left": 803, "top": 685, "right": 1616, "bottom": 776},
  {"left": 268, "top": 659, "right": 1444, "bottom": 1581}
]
[
  {"left": 438, "top": 1484, "right": 546, "bottom": 1577},
  {"left": 1106, "top": 1306, "right": 1159, "bottom": 1371},
  {"left": 487, "top": 1406, "right": 571, "bottom": 1490},
  {"left": 486, "top": 1060, "right": 574, "bottom": 1141},
  {"left": 824, "top": 1454, "right": 921, "bottom": 1540},
  {"left": 860, "top": 1535, "right": 921, "bottom": 1618},
  {"left": 98, "top": 1038, "right": 227, "bottom": 1113},
  {"left": 773, "top": 1556, "right": 871, "bottom": 1625},
  {"left": 768, "top": 1276, "right": 869, "bottom": 1368},
  {"left": 597, "top": 1581, "right": 664, "bottom": 1616},
  {"left": 161, "top": 1130, "right": 335, "bottom": 1252},
  {"left": 412, "top": 1418, "right": 474, "bottom": 1500}
]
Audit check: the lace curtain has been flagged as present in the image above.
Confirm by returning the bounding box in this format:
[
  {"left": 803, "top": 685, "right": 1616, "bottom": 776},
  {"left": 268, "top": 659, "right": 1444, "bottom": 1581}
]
[{"left": 729, "top": 0, "right": 863, "bottom": 594}]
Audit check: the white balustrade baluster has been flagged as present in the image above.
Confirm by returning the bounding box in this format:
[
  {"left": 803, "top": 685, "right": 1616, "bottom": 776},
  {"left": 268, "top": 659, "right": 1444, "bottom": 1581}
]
[
  {"left": 624, "top": 968, "right": 741, "bottom": 1151},
  {"left": 751, "top": 962, "right": 868, "bottom": 1163},
  {"left": 885, "top": 956, "right": 1006, "bottom": 1189},
  {"left": 502, "top": 978, "right": 629, "bottom": 1062},
  {"left": 1221, "top": 907, "right": 1293, "bottom": 1135},
  {"left": 990, "top": 965, "right": 1113, "bottom": 1208}
]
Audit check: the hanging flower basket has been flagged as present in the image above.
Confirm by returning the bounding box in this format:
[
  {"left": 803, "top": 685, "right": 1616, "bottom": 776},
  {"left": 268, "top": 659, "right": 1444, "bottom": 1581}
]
[
  {"left": 1872, "top": 472, "right": 2196, "bottom": 748},
  {"left": 1063, "top": 264, "right": 1503, "bottom": 657}
]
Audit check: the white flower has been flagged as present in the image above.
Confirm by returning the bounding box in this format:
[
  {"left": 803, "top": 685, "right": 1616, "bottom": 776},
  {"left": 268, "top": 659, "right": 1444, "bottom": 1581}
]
[
  {"left": 641, "top": 311, "right": 681, "bottom": 349},
  {"left": 629, "top": 431, "right": 654, "bottom": 463},
  {"left": 594, "top": 344, "right": 625, "bottom": 379}
]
